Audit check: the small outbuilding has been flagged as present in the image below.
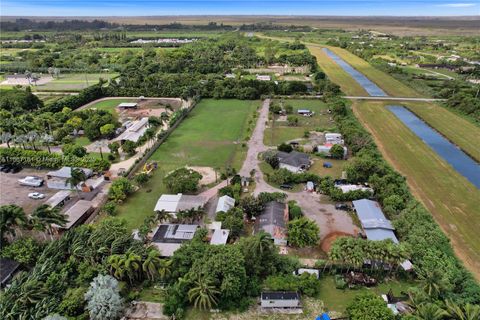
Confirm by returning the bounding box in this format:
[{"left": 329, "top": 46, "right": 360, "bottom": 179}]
[
  {"left": 46, "top": 167, "right": 93, "bottom": 190},
  {"left": 215, "top": 195, "right": 235, "bottom": 213},
  {"left": 58, "top": 200, "right": 93, "bottom": 230},
  {"left": 117, "top": 102, "right": 138, "bottom": 109},
  {"left": 0, "top": 258, "right": 20, "bottom": 288},
  {"left": 154, "top": 193, "right": 207, "bottom": 218},
  {"left": 44, "top": 190, "right": 72, "bottom": 209},
  {"left": 261, "top": 291, "right": 301, "bottom": 309}
]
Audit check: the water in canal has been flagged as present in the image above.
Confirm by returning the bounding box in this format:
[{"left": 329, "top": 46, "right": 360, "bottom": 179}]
[
  {"left": 322, "top": 48, "right": 388, "bottom": 97},
  {"left": 388, "top": 105, "right": 480, "bottom": 188}
]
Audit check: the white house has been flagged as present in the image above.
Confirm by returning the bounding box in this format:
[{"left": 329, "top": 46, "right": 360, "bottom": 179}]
[
  {"left": 215, "top": 195, "right": 235, "bottom": 213},
  {"left": 261, "top": 292, "right": 301, "bottom": 309},
  {"left": 324, "top": 133, "right": 344, "bottom": 145},
  {"left": 154, "top": 193, "right": 207, "bottom": 218}
]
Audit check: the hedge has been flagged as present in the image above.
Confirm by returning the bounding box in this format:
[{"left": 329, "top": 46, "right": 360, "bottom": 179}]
[{"left": 0, "top": 147, "right": 110, "bottom": 171}]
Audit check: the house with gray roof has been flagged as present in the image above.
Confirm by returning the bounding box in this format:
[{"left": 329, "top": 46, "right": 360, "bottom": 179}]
[
  {"left": 261, "top": 291, "right": 301, "bottom": 309},
  {"left": 352, "top": 199, "right": 398, "bottom": 243},
  {"left": 255, "top": 201, "right": 288, "bottom": 246},
  {"left": 277, "top": 151, "right": 311, "bottom": 173}
]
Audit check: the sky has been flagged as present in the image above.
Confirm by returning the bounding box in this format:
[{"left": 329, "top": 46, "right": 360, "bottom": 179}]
[{"left": 1, "top": 0, "right": 479, "bottom": 16}]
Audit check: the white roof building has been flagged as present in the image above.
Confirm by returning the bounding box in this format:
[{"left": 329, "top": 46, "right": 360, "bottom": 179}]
[
  {"left": 256, "top": 75, "right": 271, "bottom": 81},
  {"left": 215, "top": 195, "right": 235, "bottom": 213},
  {"left": 336, "top": 184, "right": 373, "bottom": 194},
  {"left": 154, "top": 193, "right": 207, "bottom": 218},
  {"left": 210, "top": 229, "right": 230, "bottom": 245},
  {"left": 113, "top": 117, "right": 149, "bottom": 143},
  {"left": 117, "top": 102, "right": 138, "bottom": 109}
]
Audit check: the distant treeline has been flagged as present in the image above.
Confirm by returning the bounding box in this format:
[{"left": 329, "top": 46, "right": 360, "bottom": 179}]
[{"left": 1, "top": 18, "right": 311, "bottom": 32}]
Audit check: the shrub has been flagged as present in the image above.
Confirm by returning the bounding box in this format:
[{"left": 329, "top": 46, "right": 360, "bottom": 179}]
[
  {"left": 164, "top": 167, "right": 202, "bottom": 194},
  {"left": 277, "top": 143, "right": 293, "bottom": 153},
  {"left": 62, "top": 144, "right": 87, "bottom": 158},
  {"left": 108, "top": 178, "right": 135, "bottom": 203},
  {"left": 0, "top": 237, "right": 42, "bottom": 266},
  {"left": 102, "top": 202, "right": 117, "bottom": 216}
]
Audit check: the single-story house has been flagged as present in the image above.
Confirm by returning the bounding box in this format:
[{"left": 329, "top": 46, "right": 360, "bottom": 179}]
[
  {"left": 113, "top": 117, "right": 149, "bottom": 144},
  {"left": 294, "top": 268, "right": 320, "bottom": 279},
  {"left": 0, "top": 258, "right": 20, "bottom": 288},
  {"left": 57, "top": 200, "right": 93, "bottom": 230},
  {"left": 215, "top": 195, "right": 235, "bottom": 213},
  {"left": 297, "top": 109, "right": 314, "bottom": 117},
  {"left": 256, "top": 75, "right": 271, "bottom": 81},
  {"left": 324, "top": 133, "right": 344, "bottom": 145},
  {"left": 255, "top": 201, "right": 288, "bottom": 246},
  {"left": 277, "top": 151, "right": 311, "bottom": 173},
  {"left": 210, "top": 229, "right": 230, "bottom": 245},
  {"left": 118, "top": 102, "right": 138, "bottom": 109},
  {"left": 336, "top": 184, "right": 373, "bottom": 194},
  {"left": 44, "top": 190, "right": 72, "bottom": 209},
  {"left": 154, "top": 193, "right": 207, "bottom": 218},
  {"left": 316, "top": 143, "right": 348, "bottom": 159},
  {"left": 46, "top": 167, "right": 93, "bottom": 190},
  {"left": 261, "top": 291, "right": 301, "bottom": 309},
  {"left": 152, "top": 224, "right": 199, "bottom": 257},
  {"left": 352, "top": 199, "right": 398, "bottom": 243}
]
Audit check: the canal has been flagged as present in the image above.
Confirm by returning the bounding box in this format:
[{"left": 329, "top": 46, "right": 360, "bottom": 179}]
[
  {"left": 388, "top": 105, "right": 480, "bottom": 188},
  {"left": 322, "top": 48, "right": 388, "bottom": 97}
]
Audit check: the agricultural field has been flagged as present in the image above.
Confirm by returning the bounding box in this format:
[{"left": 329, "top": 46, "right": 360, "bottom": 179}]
[
  {"left": 402, "top": 101, "right": 480, "bottom": 162},
  {"left": 353, "top": 100, "right": 480, "bottom": 279},
  {"left": 115, "top": 99, "right": 259, "bottom": 230},
  {"left": 264, "top": 99, "right": 336, "bottom": 146},
  {"left": 33, "top": 73, "right": 118, "bottom": 92}
]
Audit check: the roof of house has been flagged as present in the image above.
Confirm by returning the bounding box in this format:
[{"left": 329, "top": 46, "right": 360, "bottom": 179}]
[
  {"left": 118, "top": 102, "right": 138, "bottom": 108},
  {"left": 152, "top": 224, "right": 199, "bottom": 243},
  {"left": 44, "top": 190, "right": 71, "bottom": 208},
  {"left": 60, "top": 200, "right": 93, "bottom": 229},
  {"left": 0, "top": 258, "right": 20, "bottom": 286},
  {"left": 277, "top": 151, "right": 310, "bottom": 168},
  {"left": 210, "top": 229, "right": 230, "bottom": 245},
  {"left": 261, "top": 291, "right": 300, "bottom": 300},
  {"left": 352, "top": 199, "right": 398, "bottom": 243},
  {"left": 297, "top": 109, "right": 312, "bottom": 113},
  {"left": 256, "top": 201, "right": 287, "bottom": 240},
  {"left": 46, "top": 167, "right": 93, "bottom": 179},
  {"left": 215, "top": 195, "right": 235, "bottom": 213},
  {"left": 154, "top": 194, "right": 207, "bottom": 213},
  {"left": 113, "top": 117, "right": 149, "bottom": 143}
]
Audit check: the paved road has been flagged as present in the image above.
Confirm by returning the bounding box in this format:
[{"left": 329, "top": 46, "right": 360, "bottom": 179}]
[{"left": 240, "top": 99, "right": 358, "bottom": 240}]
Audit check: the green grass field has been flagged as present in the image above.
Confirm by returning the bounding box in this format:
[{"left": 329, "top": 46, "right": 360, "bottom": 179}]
[
  {"left": 34, "top": 73, "right": 118, "bottom": 92},
  {"left": 264, "top": 99, "right": 335, "bottom": 146},
  {"left": 353, "top": 100, "right": 480, "bottom": 280},
  {"left": 310, "top": 157, "right": 347, "bottom": 179},
  {"left": 114, "top": 99, "right": 259, "bottom": 230},
  {"left": 402, "top": 101, "right": 480, "bottom": 162},
  {"left": 85, "top": 98, "right": 136, "bottom": 113}
]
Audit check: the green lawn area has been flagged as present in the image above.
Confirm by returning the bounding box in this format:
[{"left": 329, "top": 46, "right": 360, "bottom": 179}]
[
  {"left": 136, "top": 286, "right": 166, "bottom": 303},
  {"left": 264, "top": 99, "right": 335, "bottom": 146},
  {"left": 402, "top": 101, "right": 480, "bottom": 162},
  {"left": 310, "top": 157, "right": 347, "bottom": 179},
  {"left": 114, "top": 99, "right": 259, "bottom": 231},
  {"left": 33, "top": 73, "right": 118, "bottom": 92},
  {"left": 318, "top": 275, "right": 416, "bottom": 314},
  {"left": 354, "top": 100, "right": 480, "bottom": 280},
  {"left": 86, "top": 98, "right": 136, "bottom": 113},
  {"left": 73, "top": 136, "right": 91, "bottom": 147}
]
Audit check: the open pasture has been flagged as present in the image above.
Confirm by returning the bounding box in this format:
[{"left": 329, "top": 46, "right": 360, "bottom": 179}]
[
  {"left": 115, "top": 99, "right": 259, "bottom": 230},
  {"left": 32, "top": 73, "right": 118, "bottom": 92},
  {"left": 353, "top": 100, "right": 480, "bottom": 280}
]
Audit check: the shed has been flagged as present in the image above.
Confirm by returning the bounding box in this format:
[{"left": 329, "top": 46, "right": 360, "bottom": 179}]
[
  {"left": 44, "top": 190, "right": 72, "bottom": 209},
  {"left": 352, "top": 199, "right": 398, "bottom": 243},
  {"left": 210, "top": 229, "right": 230, "bottom": 245},
  {"left": 306, "top": 181, "right": 315, "bottom": 192},
  {"left": 0, "top": 258, "right": 20, "bottom": 288},
  {"left": 215, "top": 195, "right": 235, "bottom": 213},
  {"left": 118, "top": 102, "right": 138, "bottom": 109},
  {"left": 58, "top": 200, "right": 93, "bottom": 230},
  {"left": 261, "top": 291, "right": 301, "bottom": 308}
]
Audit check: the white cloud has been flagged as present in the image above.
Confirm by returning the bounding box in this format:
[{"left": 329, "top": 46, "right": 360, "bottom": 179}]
[{"left": 437, "top": 3, "right": 476, "bottom": 7}]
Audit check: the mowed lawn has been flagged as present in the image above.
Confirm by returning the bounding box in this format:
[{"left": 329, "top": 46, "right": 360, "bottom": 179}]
[
  {"left": 115, "top": 99, "right": 259, "bottom": 230},
  {"left": 402, "top": 101, "right": 480, "bottom": 162},
  {"left": 264, "top": 99, "right": 336, "bottom": 146},
  {"left": 323, "top": 45, "right": 421, "bottom": 98},
  {"left": 34, "top": 73, "right": 118, "bottom": 92},
  {"left": 353, "top": 100, "right": 480, "bottom": 280},
  {"left": 308, "top": 45, "right": 368, "bottom": 96},
  {"left": 85, "top": 98, "right": 136, "bottom": 113}
]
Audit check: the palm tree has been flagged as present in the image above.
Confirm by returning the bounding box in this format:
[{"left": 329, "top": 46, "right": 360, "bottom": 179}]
[
  {"left": 0, "top": 204, "right": 28, "bottom": 247},
  {"left": 65, "top": 168, "right": 87, "bottom": 197},
  {"left": 92, "top": 140, "right": 109, "bottom": 160},
  {"left": 142, "top": 248, "right": 163, "bottom": 281},
  {"left": 418, "top": 269, "right": 448, "bottom": 298},
  {"left": 158, "top": 259, "right": 172, "bottom": 281},
  {"left": 414, "top": 303, "right": 447, "bottom": 320},
  {"left": 124, "top": 251, "right": 142, "bottom": 284},
  {"left": 30, "top": 204, "right": 68, "bottom": 239},
  {"left": 108, "top": 254, "right": 127, "bottom": 280},
  {"left": 252, "top": 232, "right": 274, "bottom": 257},
  {"left": 445, "top": 300, "right": 480, "bottom": 320},
  {"left": 40, "top": 134, "right": 54, "bottom": 153},
  {"left": 188, "top": 276, "right": 219, "bottom": 310}
]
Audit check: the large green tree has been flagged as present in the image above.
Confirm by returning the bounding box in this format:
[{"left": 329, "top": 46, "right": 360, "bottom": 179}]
[
  {"left": 346, "top": 293, "right": 395, "bottom": 320},
  {"left": 164, "top": 167, "right": 202, "bottom": 194},
  {"left": 287, "top": 217, "right": 319, "bottom": 248},
  {"left": 0, "top": 204, "right": 28, "bottom": 248}
]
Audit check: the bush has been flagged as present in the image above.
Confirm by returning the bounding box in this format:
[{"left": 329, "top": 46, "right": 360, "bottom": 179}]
[
  {"left": 287, "top": 217, "right": 320, "bottom": 247},
  {"left": 0, "top": 147, "right": 109, "bottom": 171},
  {"left": 102, "top": 202, "right": 117, "bottom": 216},
  {"left": 62, "top": 144, "right": 87, "bottom": 158},
  {"left": 134, "top": 173, "right": 150, "bottom": 186},
  {"left": 277, "top": 143, "right": 293, "bottom": 153},
  {"left": 329, "top": 144, "right": 345, "bottom": 159},
  {"left": 164, "top": 167, "right": 202, "bottom": 194},
  {"left": 0, "top": 237, "right": 42, "bottom": 266},
  {"left": 121, "top": 140, "right": 136, "bottom": 156},
  {"left": 108, "top": 178, "right": 135, "bottom": 203},
  {"left": 58, "top": 287, "right": 87, "bottom": 317}
]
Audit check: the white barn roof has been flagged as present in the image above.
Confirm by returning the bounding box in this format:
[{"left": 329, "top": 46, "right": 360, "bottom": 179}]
[{"left": 215, "top": 195, "right": 235, "bottom": 213}]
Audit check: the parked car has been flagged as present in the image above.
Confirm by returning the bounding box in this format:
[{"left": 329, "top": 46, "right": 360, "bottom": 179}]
[
  {"left": 18, "top": 176, "right": 44, "bottom": 187},
  {"left": 10, "top": 165, "right": 22, "bottom": 173},
  {"left": 280, "top": 184, "right": 293, "bottom": 190},
  {"left": 28, "top": 192, "right": 45, "bottom": 200},
  {"left": 1, "top": 165, "right": 12, "bottom": 172},
  {"left": 335, "top": 203, "right": 351, "bottom": 211}
]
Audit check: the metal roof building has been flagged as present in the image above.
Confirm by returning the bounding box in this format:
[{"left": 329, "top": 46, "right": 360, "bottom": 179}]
[
  {"left": 261, "top": 291, "right": 301, "bottom": 308},
  {"left": 215, "top": 195, "right": 235, "bottom": 213},
  {"left": 58, "top": 200, "right": 93, "bottom": 230},
  {"left": 255, "top": 201, "right": 288, "bottom": 246},
  {"left": 352, "top": 199, "right": 398, "bottom": 243},
  {"left": 152, "top": 224, "right": 199, "bottom": 257},
  {"left": 154, "top": 193, "right": 207, "bottom": 218}
]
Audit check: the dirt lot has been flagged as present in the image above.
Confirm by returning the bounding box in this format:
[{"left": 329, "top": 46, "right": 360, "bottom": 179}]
[{"left": 0, "top": 168, "right": 57, "bottom": 213}]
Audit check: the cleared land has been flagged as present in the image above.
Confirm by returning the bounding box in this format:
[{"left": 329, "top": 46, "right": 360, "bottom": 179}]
[
  {"left": 402, "top": 101, "right": 480, "bottom": 162},
  {"left": 33, "top": 73, "right": 118, "bottom": 92},
  {"left": 115, "top": 99, "right": 259, "bottom": 230},
  {"left": 264, "top": 99, "right": 336, "bottom": 146},
  {"left": 85, "top": 98, "right": 136, "bottom": 113},
  {"left": 353, "top": 100, "right": 480, "bottom": 280}
]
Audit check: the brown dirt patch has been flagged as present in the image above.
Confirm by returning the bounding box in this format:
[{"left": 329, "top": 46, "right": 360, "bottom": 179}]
[
  {"left": 187, "top": 166, "right": 217, "bottom": 186},
  {"left": 320, "top": 231, "right": 354, "bottom": 253}
]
